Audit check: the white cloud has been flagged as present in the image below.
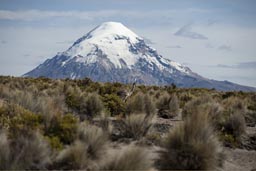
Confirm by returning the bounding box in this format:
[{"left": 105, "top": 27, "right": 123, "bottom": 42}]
[
  {"left": 216, "top": 61, "right": 256, "bottom": 69},
  {"left": 174, "top": 24, "right": 208, "bottom": 40},
  {"left": 0, "top": 10, "right": 93, "bottom": 21},
  {"left": 218, "top": 45, "right": 232, "bottom": 51},
  {"left": 167, "top": 45, "right": 182, "bottom": 48}
]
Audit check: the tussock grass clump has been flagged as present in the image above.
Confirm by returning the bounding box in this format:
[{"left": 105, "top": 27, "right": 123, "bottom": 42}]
[
  {"left": 0, "top": 86, "right": 65, "bottom": 117},
  {"left": 101, "top": 145, "right": 153, "bottom": 170},
  {"left": 157, "top": 93, "right": 180, "bottom": 118},
  {"left": 220, "top": 97, "right": 246, "bottom": 143},
  {"left": 0, "top": 130, "right": 10, "bottom": 169},
  {"left": 182, "top": 95, "right": 214, "bottom": 119},
  {"left": 223, "top": 112, "right": 246, "bottom": 141},
  {"left": 231, "top": 113, "right": 246, "bottom": 139},
  {"left": 122, "top": 114, "right": 153, "bottom": 140},
  {"left": 53, "top": 140, "right": 97, "bottom": 170},
  {"left": 82, "top": 93, "right": 104, "bottom": 119},
  {"left": 143, "top": 94, "right": 156, "bottom": 116},
  {"left": 98, "top": 115, "right": 113, "bottom": 135},
  {"left": 178, "top": 92, "right": 194, "bottom": 107},
  {"left": 126, "top": 93, "right": 156, "bottom": 116},
  {"left": 157, "top": 112, "right": 223, "bottom": 170},
  {"left": 77, "top": 123, "right": 108, "bottom": 160},
  {"left": 53, "top": 124, "right": 108, "bottom": 170},
  {"left": 9, "top": 131, "right": 51, "bottom": 170},
  {"left": 223, "top": 96, "right": 246, "bottom": 113},
  {"left": 65, "top": 87, "right": 104, "bottom": 119}
]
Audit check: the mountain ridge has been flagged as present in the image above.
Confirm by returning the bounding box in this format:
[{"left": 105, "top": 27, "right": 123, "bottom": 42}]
[{"left": 24, "top": 22, "right": 256, "bottom": 92}]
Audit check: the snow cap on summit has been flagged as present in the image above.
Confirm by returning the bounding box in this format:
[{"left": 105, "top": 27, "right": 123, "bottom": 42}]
[
  {"left": 66, "top": 21, "right": 143, "bottom": 68},
  {"left": 91, "top": 21, "right": 141, "bottom": 43}
]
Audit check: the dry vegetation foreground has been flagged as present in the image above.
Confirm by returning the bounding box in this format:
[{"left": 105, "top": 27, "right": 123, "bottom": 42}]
[{"left": 0, "top": 76, "right": 256, "bottom": 170}]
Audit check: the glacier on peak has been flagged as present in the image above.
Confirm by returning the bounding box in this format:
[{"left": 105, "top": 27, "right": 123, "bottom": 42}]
[{"left": 62, "top": 21, "right": 190, "bottom": 73}]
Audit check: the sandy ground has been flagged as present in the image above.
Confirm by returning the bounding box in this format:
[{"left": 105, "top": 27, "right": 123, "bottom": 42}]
[{"left": 221, "top": 148, "right": 256, "bottom": 171}]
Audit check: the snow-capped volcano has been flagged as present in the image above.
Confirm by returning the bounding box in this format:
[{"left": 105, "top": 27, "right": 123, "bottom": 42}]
[
  {"left": 64, "top": 21, "right": 190, "bottom": 74},
  {"left": 24, "top": 22, "right": 256, "bottom": 91}
]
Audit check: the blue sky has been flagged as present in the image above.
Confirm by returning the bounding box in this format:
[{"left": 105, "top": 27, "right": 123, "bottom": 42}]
[{"left": 0, "top": 0, "right": 256, "bottom": 87}]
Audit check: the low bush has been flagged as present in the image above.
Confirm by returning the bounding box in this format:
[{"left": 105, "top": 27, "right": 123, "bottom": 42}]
[{"left": 103, "top": 94, "right": 125, "bottom": 116}]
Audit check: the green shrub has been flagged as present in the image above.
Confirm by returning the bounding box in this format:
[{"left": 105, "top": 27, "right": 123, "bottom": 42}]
[
  {"left": 45, "top": 113, "right": 78, "bottom": 144},
  {"left": 218, "top": 133, "right": 237, "bottom": 147},
  {"left": 0, "top": 103, "right": 43, "bottom": 137},
  {"left": 65, "top": 87, "right": 81, "bottom": 111},
  {"left": 157, "top": 112, "right": 223, "bottom": 170},
  {"left": 99, "top": 82, "right": 119, "bottom": 95},
  {"left": 45, "top": 136, "right": 63, "bottom": 151},
  {"left": 101, "top": 145, "right": 153, "bottom": 170},
  {"left": 103, "top": 94, "right": 125, "bottom": 116}
]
